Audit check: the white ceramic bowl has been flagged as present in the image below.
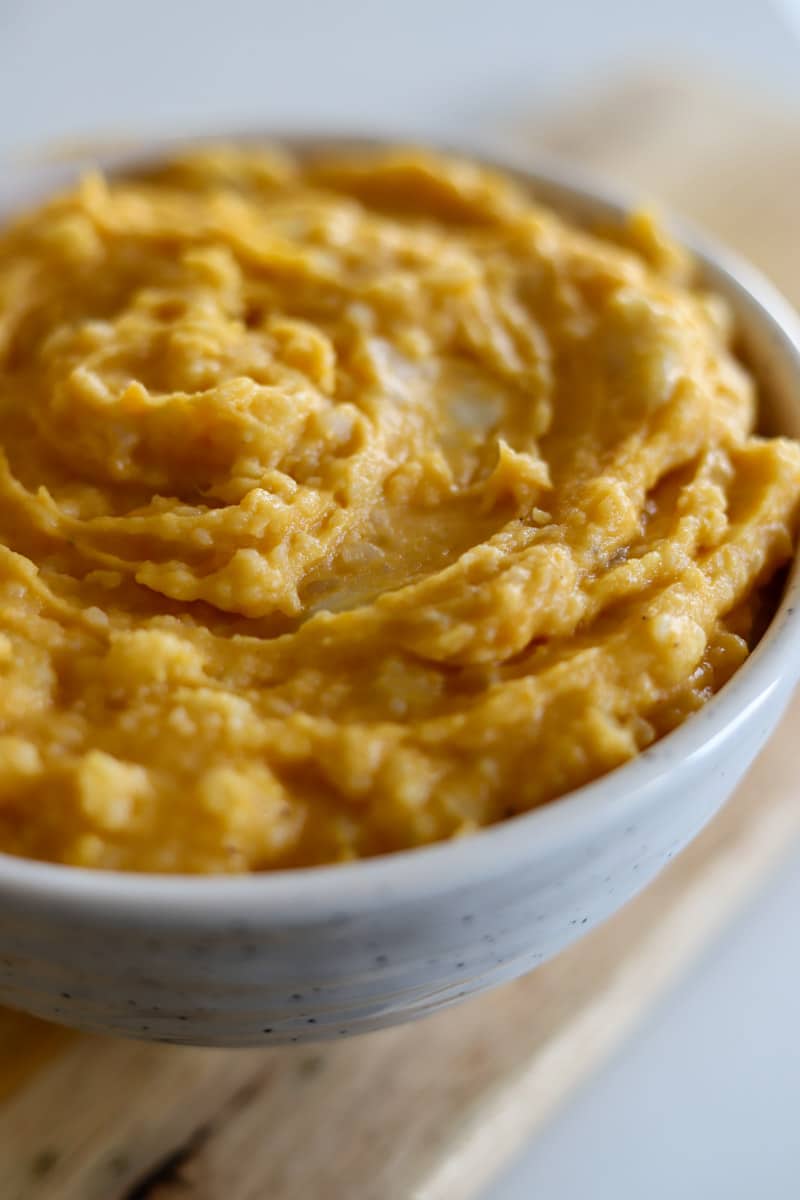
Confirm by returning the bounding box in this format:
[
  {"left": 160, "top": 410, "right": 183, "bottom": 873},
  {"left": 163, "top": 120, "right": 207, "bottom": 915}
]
[{"left": 1, "top": 136, "right": 799, "bottom": 1047}]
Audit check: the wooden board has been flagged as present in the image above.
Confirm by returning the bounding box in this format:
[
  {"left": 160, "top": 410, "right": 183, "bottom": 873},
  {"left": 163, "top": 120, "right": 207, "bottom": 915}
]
[{"left": 4, "top": 76, "right": 800, "bottom": 1200}]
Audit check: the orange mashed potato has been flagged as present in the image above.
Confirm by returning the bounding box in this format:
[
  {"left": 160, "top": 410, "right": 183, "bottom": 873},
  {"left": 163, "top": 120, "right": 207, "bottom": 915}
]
[{"left": 0, "top": 145, "right": 798, "bottom": 873}]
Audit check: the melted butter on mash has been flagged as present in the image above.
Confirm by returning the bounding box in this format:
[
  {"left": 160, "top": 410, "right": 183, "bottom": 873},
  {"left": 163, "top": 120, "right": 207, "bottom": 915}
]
[{"left": 0, "top": 145, "right": 797, "bottom": 872}]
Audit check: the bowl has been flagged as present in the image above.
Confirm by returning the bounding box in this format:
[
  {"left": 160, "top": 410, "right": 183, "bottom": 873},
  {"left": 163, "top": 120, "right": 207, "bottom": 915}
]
[{"left": 1, "top": 135, "right": 799, "bottom": 1047}]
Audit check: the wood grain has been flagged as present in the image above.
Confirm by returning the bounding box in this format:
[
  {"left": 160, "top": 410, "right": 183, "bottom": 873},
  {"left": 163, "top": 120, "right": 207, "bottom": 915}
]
[{"left": 3, "top": 76, "right": 800, "bottom": 1200}]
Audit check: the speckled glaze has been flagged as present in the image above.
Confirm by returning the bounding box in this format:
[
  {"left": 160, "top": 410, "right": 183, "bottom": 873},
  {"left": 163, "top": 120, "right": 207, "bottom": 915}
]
[{"left": 1, "top": 137, "right": 800, "bottom": 1047}]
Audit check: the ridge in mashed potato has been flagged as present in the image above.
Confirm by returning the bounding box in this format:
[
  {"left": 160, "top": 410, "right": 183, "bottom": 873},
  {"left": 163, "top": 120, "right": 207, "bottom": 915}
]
[{"left": 0, "top": 144, "right": 797, "bottom": 872}]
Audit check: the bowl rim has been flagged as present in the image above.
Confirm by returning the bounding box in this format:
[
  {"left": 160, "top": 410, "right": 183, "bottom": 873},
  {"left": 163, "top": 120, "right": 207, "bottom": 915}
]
[{"left": 1, "top": 130, "right": 799, "bottom": 920}]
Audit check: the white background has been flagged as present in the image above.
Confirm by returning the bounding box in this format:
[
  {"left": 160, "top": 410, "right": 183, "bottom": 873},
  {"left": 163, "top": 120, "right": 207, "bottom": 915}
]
[
  {"left": 2, "top": 0, "right": 800, "bottom": 154},
  {"left": 1, "top": 2, "right": 799, "bottom": 1196}
]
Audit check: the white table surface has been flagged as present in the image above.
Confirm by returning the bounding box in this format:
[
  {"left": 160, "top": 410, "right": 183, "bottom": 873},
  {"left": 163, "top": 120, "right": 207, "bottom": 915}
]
[
  {"left": 1, "top": 3, "right": 799, "bottom": 1197},
  {"left": 486, "top": 855, "right": 800, "bottom": 1200}
]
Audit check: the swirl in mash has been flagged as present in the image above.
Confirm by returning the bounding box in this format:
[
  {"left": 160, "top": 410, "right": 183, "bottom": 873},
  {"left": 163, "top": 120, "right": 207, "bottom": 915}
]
[{"left": 0, "top": 146, "right": 797, "bottom": 872}]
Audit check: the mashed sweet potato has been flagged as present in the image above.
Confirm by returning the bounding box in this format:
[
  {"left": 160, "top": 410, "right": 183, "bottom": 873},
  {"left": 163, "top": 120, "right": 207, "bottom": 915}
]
[{"left": 0, "top": 144, "right": 797, "bottom": 872}]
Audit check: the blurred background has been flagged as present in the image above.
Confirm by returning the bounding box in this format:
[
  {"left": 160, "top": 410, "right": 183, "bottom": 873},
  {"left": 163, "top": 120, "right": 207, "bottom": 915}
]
[
  {"left": 2, "top": 2, "right": 800, "bottom": 1197},
  {"left": 0, "top": 0, "right": 799, "bottom": 153}
]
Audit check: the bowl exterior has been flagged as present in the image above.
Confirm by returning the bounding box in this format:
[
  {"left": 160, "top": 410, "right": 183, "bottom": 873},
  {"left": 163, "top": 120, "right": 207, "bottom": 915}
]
[{"left": 0, "top": 675, "right": 792, "bottom": 1045}]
